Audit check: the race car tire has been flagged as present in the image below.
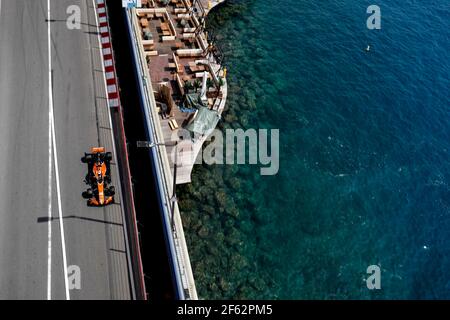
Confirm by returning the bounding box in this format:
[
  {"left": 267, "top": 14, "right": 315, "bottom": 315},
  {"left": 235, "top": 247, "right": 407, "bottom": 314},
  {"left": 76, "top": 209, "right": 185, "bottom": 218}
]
[
  {"left": 106, "top": 186, "right": 115, "bottom": 196},
  {"left": 105, "top": 152, "right": 112, "bottom": 161},
  {"left": 82, "top": 188, "right": 93, "bottom": 199},
  {"left": 81, "top": 154, "right": 93, "bottom": 163}
]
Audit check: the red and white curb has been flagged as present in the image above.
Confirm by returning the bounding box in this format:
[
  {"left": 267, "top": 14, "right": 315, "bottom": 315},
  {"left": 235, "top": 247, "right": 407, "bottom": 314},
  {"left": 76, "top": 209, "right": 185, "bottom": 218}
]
[{"left": 95, "top": 0, "right": 119, "bottom": 108}]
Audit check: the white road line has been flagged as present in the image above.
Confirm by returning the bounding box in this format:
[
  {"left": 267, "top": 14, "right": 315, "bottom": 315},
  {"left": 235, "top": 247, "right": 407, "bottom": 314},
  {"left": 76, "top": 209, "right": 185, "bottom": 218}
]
[
  {"left": 47, "top": 0, "right": 70, "bottom": 300},
  {"left": 47, "top": 77, "right": 53, "bottom": 300}
]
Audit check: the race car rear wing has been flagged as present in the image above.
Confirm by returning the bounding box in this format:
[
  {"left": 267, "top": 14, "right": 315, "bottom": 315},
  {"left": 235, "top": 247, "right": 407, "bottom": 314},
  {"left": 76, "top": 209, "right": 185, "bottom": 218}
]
[{"left": 91, "top": 147, "right": 106, "bottom": 153}]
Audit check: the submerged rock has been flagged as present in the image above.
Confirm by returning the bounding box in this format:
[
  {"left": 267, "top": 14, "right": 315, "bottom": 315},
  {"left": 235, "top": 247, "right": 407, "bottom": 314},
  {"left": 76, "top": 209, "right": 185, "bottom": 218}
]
[{"left": 197, "top": 226, "right": 209, "bottom": 239}]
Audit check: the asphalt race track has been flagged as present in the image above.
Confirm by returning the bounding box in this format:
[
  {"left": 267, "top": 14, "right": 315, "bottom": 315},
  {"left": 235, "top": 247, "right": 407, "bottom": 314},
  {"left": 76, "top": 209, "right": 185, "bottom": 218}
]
[{"left": 0, "top": 0, "right": 132, "bottom": 299}]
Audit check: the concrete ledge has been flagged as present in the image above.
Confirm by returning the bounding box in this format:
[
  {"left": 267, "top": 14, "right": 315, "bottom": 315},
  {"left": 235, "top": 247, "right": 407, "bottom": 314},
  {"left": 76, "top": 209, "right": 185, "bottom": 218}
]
[
  {"left": 176, "top": 48, "right": 203, "bottom": 57},
  {"left": 142, "top": 39, "right": 154, "bottom": 45},
  {"left": 162, "top": 35, "right": 176, "bottom": 42}
]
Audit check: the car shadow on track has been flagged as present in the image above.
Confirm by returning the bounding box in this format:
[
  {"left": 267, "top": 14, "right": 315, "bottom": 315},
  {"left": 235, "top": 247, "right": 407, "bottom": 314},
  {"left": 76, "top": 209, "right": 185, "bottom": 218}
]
[{"left": 37, "top": 215, "right": 123, "bottom": 227}]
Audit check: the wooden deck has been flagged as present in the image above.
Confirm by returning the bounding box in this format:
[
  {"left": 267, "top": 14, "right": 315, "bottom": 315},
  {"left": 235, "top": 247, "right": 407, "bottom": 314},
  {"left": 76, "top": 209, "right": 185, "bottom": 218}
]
[{"left": 134, "top": 0, "right": 227, "bottom": 184}]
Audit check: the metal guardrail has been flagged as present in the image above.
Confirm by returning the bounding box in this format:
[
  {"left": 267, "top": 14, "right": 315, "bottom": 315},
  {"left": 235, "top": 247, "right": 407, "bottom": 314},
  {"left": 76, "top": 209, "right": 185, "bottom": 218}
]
[{"left": 123, "top": 8, "right": 198, "bottom": 300}]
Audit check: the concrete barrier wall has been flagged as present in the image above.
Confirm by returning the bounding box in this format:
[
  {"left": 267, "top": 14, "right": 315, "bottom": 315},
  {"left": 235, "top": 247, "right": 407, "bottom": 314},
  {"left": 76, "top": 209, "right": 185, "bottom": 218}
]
[{"left": 95, "top": 0, "right": 147, "bottom": 300}]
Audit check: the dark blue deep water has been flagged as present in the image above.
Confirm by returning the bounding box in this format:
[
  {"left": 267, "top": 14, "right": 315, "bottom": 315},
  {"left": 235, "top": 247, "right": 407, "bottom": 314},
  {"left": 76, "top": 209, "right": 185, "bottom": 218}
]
[{"left": 178, "top": 0, "right": 450, "bottom": 299}]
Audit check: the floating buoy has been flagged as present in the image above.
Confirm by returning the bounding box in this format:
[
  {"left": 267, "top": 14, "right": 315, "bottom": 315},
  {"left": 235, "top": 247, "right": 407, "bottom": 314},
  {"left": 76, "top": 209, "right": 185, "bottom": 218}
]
[{"left": 365, "top": 45, "right": 371, "bottom": 52}]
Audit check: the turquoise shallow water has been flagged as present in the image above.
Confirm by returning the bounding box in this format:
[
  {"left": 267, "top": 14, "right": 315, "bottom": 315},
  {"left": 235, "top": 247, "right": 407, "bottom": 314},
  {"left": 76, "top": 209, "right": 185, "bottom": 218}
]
[{"left": 178, "top": 0, "right": 450, "bottom": 299}]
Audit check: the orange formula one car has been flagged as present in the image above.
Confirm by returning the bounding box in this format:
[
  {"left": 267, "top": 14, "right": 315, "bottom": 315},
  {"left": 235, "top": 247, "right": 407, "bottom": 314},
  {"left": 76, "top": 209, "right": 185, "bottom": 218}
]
[{"left": 81, "top": 147, "right": 115, "bottom": 206}]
